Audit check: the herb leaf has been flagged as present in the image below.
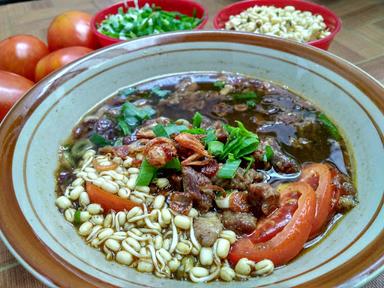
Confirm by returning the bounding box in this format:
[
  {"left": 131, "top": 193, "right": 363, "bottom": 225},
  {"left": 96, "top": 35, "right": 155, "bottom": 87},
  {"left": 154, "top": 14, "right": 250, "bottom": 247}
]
[
  {"left": 213, "top": 80, "right": 225, "bottom": 89},
  {"left": 262, "top": 145, "right": 274, "bottom": 162},
  {"left": 318, "top": 113, "right": 341, "bottom": 140},
  {"left": 202, "top": 129, "right": 217, "bottom": 144},
  {"left": 192, "top": 112, "right": 203, "bottom": 128},
  {"left": 89, "top": 134, "right": 112, "bottom": 147},
  {"left": 231, "top": 91, "right": 261, "bottom": 102},
  {"left": 118, "top": 87, "right": 137, "bottom": 97},
  {"left": 118, "top": 102, "right": 156, "bottom": 136},
  {"left": 153, "top": 124, "right": 169, "bottom": 137},
  {"left": 208, "top": 141, "right": 224, "bottom": 156},
  {"left": 151, "top": 86, "right": 171, "bottom": 98}
]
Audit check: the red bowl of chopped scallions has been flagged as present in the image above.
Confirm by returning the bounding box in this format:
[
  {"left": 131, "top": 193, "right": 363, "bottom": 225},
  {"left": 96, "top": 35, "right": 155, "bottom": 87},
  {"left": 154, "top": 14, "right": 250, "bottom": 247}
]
[{"left": 91, "top": 0, "right": 208, "bottom": 47}]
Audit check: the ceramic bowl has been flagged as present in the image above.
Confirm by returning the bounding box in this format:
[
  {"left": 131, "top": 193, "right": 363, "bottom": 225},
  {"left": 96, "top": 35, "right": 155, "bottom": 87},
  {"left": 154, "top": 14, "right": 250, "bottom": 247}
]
[{"left": 0, "top": 31, "right": 383, "bottom": 287}]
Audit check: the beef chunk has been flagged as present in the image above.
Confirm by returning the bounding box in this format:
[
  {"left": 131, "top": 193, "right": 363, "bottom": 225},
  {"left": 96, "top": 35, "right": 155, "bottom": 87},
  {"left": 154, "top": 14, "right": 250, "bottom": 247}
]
[
  {"left": 248, "top": 183, "right": 279, "bottom": 216},
  {"left": 213, "top": 168, "right": 264, "bottom": 190},
  {"left": 193, "top": 213, "right": 223, "bottom": 247},
  {"left": 169, "top": 174, "right": 183, "bottom": 191},
  {"left": 182, "top": 167, "right": 214, "bottom": 212},
  {"left": 169, "top": 192, "right": 193, "bottom": 215},
  {"left": 200, "top": 159, "right": 219, "bottom": 178},
  {"left": 221, "top": 210, "right": 257, "bottom": 235}
]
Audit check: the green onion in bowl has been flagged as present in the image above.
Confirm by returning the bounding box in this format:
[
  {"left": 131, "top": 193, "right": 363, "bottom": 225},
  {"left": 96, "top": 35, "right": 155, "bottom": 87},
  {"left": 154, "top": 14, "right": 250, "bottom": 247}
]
[{"left": 97, "top": 4, "right": 202, "bottom": 40}]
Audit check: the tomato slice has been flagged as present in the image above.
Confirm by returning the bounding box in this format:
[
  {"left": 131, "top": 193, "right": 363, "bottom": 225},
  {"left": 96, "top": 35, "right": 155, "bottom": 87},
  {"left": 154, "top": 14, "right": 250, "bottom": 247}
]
[
  {"left": 300, "top": 163, "right": 334, "bottom": 238},
  {"left": 86, "top": 182, "right": 141, "bottom": 213},
  {"left": 228, "top": 182, "right": 315, "bottom": 267},
  {"left": 248, "top": 190, "right": 300, "bottom": 243}
]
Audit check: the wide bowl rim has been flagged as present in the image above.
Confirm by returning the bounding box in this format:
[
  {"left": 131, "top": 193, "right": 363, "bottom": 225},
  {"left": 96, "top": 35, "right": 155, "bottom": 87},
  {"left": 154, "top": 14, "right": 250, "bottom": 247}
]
[
  {"left": 212, "top": 0, "right": 342, "bottom": 48},
  {"left": 0, "top": 30, "right": 383, "bottom": 288},
  {"left": 90, "top": 0, "right": 209, "bottom": 46}
]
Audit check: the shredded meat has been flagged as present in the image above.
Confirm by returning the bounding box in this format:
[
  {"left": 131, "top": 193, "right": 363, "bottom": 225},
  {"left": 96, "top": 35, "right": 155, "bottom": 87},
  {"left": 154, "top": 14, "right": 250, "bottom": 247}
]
[
  {"left": 193, "top": 213, "right": 223, "bottom": 247},
  {"left": 248, "top": 183, "right": 279, "bottom": 216},
  {"left": 144, "top": 137, "right": 177, "bottom": 168},
  {"left": 169, "top": 192, "right": 193, "bottom": 215},
  {"left": 182, "top": 167, "right": 214, "bottom": 212},
  {"left": 221, "top": 210, "right": 257, "bottom": 235}
]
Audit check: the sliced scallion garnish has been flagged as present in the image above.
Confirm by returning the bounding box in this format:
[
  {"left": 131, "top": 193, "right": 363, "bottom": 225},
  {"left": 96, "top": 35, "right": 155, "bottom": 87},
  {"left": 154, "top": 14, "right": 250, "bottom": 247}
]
[{"left": 136, "top": 159, "right": 157, "bottom": 186}]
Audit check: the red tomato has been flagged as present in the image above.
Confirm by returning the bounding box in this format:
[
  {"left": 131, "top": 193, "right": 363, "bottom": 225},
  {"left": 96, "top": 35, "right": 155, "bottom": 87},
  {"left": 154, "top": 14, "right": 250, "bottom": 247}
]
[
  {"left": 0, "top": 35, "right": 49, "bottom": 81},
  {"left": 228, "top": 182, "right": 316, "bottom": 267},
  {"left": 248, "top": 190, "right": 301, "bottom": 243},
  {"left": 300, "top": 163, "right": 334, "bottom": 238},
  {"left": 47, "top": 11, "right": 98, "bottom": 51},
  {"left": 0, "top": 70, "right": 34, "bottom": 120},
  {"left": 35, "top": 46, "right": 93, "bottom": 82},
  {"left": 86, "top": 182, "right": 141, "bottom": 213}
]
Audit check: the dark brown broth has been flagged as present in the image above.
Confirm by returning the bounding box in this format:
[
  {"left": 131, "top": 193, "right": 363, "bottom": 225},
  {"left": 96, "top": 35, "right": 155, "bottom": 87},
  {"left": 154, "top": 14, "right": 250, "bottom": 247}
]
[{"left": 127, "top": 72, "right": 352, "bottom": 176}]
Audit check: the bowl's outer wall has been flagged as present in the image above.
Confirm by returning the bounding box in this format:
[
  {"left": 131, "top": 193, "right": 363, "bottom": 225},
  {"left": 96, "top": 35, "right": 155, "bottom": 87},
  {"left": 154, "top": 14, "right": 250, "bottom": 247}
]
[{"left": 0, "top": 32, "right": 383, "bottom": 288}]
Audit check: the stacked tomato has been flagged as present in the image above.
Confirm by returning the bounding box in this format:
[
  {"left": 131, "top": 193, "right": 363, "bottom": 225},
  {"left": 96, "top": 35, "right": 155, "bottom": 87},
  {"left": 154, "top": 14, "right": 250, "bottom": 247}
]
[
  {"left": 228, "top": 163, "right": 339, "bottom": 267},
  {"left": 0, "top": 11, "right": 97, "bottom": 121}
]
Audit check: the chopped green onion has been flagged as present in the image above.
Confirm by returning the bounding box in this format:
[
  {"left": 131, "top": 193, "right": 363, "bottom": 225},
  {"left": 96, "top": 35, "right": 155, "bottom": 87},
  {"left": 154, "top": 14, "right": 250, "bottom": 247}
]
[
  {"left": 208, "top": 141, "right": 224, "bottom": 156},
  {"left": 243, "top": 156, "right": 255, "bottom": 174},
  {"left": 164, "top": 124, "right": 188, "bottom": 136},
  {"left": 182, "top": 128, "right": 206, "bottom": 135},
  {"left": 246, "top": 99, "right": 257, "bottom": 108},
  {"left": 118, "top": 87, "right": 137, "bottom": 97},
  {"left": 202, "top": 129, "right": 217, "bottom": 144},
  {"left": 118, "top": 102, "right": 156, "bottom": 136},
  {"left": 263, "top": 145, "right": 274, "bottom": 162},
  {"left": 74, "top": 210, "right": 81, "bottom": 225},
  {"left": 318, "top": 113, "right": 341, "bottom": 140},
  {"left": 153, "top": 124, "right": 169, "bottom": 138},
  {"left": 163, "top": 158, "right": 181, "bottom": 171},
  {"left": 97, "top": 4, "right": 202, "bottom": 40},
  {"left": 151, "top": 86, "right": 171, "bottom": 98},
  {"left": 136, "top": 159, "right": 157, "bottom": 186},
  {"left": 117, "top": 117, "right": 131, "bottom": 135},
  {"left": 217, "top": 155, "right": 241, "bottom": 179},
  {"left": 114, "top": 138, "right": 124, "bottom": 147},
  {"left": 231, "top": 91, "right": 261, "bottom": 102},
  {"left": 213, "top": 80, "right": 225, "bottom": 89},
  {"left": 89, "top": 134, "right": 112, "bottom": 147},
  {"left": 192, "top": 112, "right": 203, "bottom": 128},
  {"left": 220, "top": 121, "right": 259, "bottom": 160}
]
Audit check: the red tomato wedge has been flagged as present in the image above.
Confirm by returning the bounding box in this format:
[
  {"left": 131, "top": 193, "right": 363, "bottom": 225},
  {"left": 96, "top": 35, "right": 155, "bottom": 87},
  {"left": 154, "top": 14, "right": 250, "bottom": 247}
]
[
  {"left": 248, "top": 190, "right": 301, "bottom": 243},
  {"left": 300, "top": 163, "right": 334, "bottom": 238},
  {"left": 86, "top": 182, "right": 141, "bottom": 213},
  {"left": 228, "top": 182, "right": 315, "bottom": 267}
]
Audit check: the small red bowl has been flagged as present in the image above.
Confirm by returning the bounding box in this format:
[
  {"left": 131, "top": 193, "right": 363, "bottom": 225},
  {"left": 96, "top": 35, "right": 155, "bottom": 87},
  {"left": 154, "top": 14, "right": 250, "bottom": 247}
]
[
  {"left": 91, "top": 0, "right": 208, "bottom": 47},
  {"left": 213, "top": 0, "right": 341, "bottom": 50}
]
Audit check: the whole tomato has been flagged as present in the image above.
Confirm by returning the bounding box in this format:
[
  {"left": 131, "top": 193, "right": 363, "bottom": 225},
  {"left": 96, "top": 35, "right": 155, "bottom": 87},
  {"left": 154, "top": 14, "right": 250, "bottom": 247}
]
[
  {"left": 35, "top": 46, "right": 93, "bottom": 81},
  {"left": 0, "top": 35, "right": 49, "bottom": 81},
  {"left": 48, "top": 11, "right": 98, "bottom": 51},
  {"left": 0, "top": 70, "right": 34, "bottom": 121}
]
